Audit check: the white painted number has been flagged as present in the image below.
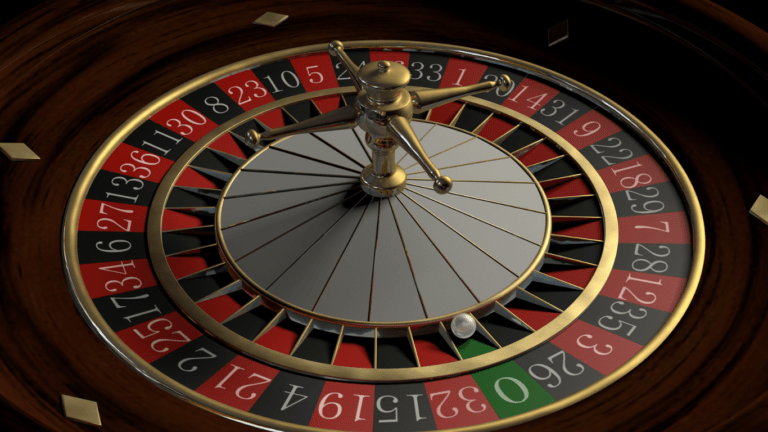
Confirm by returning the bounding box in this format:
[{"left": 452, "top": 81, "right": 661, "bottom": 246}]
[
  {"left": 574, "top": 121, "right": 601, "bottom": 137},
  {"left": 493, "top": 377, "right": 529, "bottom": 403},
  {"left": 167, "top": 109, "right": 207, "bottom": 136},
  {"left": 228, "top": 80, "right": 268, "bottom": 105},
  {"left": 263, "top": 71, "right": 300, "bottom": 94},
  {"left": 110, "top": 176, "right": 144, "bottom": 191},
  {"left": 452, "top": 68, "right": 467, "bottom": 86},
  {"left": 598, "top": 316, "right": 637, "bottom": 336},
  {"left": 97, "top": 202, "right": 135, "bottom": 232},
  {"left": 458, "top": 386, "right": 487, "bottom": 413},
  {"left": 306, "top": 65, "right": 324, "bottom": 84},
  {"left": 354, "top": 394, "right": 369, "bottom": 422},
  {"left": 95, "top": 239, "right": 131, "bottom": 253},
  {"left": 213, "top": 364, "right": 272, "bottom": 400},
  {"left": 430, "top": 390, "right": 458, "bottom": 419},
  {"left": 98, "top": 260, "right": 135, "bottom": 275},
  {"left": 281, "top": 385, "right": 308, "bottom": 411},
  {"left": 109, "top": 293, "right": 148, "bottom": 308},
  {"left": 427, "top": 63, "right": 443, "bottom": 82},
  {"left": 132, "top": 318, "right": 191, "bottom": 353},
  {"left": 618, "top": 286, "right": 657, "bottom": 305},
  {"left": 376, "top": 395, "right": 398, "bottom": 423},
  {"left": 105, "top": 276, "right": 142, "bottom": 292},
  {"left": 540, "top": 99, "right": 580, "bottom": 126},
  {"left": 318, "top": 392, "right": 343, "bottom": 420},
  {"left": 635, "top": 221, "right": 670, "bottom": 232},
  {"left": 177, "top": 347, "right": 217, "bottom": 372},
  {"left": 576, "top": 334, "right": 613, "bottom": 355},
  {"left": 204, "top": 96, "right": 230, "bottom": 114}
]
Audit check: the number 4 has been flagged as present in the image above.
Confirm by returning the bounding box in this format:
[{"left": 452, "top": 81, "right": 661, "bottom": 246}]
[{"left": 98, "top": 260, "right": 136, "bottom": 275}]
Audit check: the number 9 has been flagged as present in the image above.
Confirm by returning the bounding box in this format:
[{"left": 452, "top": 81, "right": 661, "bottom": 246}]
[{"left": 574, "top": 121, "right": 601, "bottom": 137}]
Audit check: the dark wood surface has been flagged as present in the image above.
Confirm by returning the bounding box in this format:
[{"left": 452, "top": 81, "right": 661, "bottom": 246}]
[{"left": 1, "top": 0, "right": 767, "bottom": 430}]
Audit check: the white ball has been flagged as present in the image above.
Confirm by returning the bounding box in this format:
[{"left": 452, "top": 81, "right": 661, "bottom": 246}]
[{"left": 451, "top": 313, "right": 476, "bottom": 339}]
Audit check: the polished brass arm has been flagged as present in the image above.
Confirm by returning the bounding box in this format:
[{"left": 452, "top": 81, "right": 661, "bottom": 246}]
[
  {"left": 387, "top": 115, "right": 452, "bottom": 194},
  {"left": 244, "top": 41, "right": 511, "bottom": 198},
  {"left": 245, "top": 105, "right": 358, "bottom": 149},
  {"left": 329, "top": 41, "right": 363, "bottom": 92},
  {"left": 411, "top": 75, "right": 512, "bottom": 113}
]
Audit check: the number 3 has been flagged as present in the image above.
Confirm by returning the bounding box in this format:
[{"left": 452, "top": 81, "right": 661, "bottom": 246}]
[{"left": 576, "top": 334, "right": 613, "bottom": 355}]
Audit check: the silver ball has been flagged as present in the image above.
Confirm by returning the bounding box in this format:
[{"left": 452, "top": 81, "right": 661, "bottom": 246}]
[{"left": 451, "top": 313, "right": 476, "bottom": 339}]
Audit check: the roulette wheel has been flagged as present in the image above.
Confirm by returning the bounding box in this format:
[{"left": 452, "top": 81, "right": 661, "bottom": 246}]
[{"left": 1, "top": 0, "right": 767, "bottom": 431}]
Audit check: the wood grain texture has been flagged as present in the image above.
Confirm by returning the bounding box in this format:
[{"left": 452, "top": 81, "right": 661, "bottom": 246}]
[{"left": 0, "top": 0, "right": 766, "bottom": 430}]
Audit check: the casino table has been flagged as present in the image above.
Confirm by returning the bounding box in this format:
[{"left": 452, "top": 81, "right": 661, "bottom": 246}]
[{"left": 1, "top": 1, "right": 767, "bottom": 431}]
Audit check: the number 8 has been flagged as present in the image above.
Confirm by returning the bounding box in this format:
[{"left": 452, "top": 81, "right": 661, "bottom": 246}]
[{"left": 204, "top": 96, "right": 230, "bottom": 114}]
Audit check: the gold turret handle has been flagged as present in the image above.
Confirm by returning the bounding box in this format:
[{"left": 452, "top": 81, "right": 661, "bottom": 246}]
[
  {"left": 388, "top": 115, "right": 453, "bottom": 194},
  {"left": 244, "top": 40, "right": 511, "bottom": 198},
  {"left": 411, "top": 76, "right": 512, "bottom": 113},
  {"left": 244, "top": 105, "right": 358, "bottom": 149},
  {"left": 329, "top": 40, "right": 363, "bottom": 92}
]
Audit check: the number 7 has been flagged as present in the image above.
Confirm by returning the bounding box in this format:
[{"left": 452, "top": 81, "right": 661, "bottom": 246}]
[
  {"left": 635, "top": 221, "right": 669, "bottom": 232},
  {"left": 100, "top": 202, "right": 134, "bottom": 215}
]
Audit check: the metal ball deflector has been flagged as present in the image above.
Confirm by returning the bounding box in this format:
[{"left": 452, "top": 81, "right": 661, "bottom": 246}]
[{"left": 245, "top": 40, "right": 511, "bottom": 197}]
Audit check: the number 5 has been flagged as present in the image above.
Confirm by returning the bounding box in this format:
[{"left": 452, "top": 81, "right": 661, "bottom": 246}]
[{"left": 306, "top": 65, "right": 323, "bottom": 84}]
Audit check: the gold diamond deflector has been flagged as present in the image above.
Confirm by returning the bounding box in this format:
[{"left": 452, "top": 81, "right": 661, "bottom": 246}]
[
  {"left": 750, "top": 195, "right": 768, "bottom": 225},
  {"left": 61, "top": 395, "right": 101, "bottom": 426},
  {"left": 252, "top": 12, "right": 288, "bottom": 27},
  {"left": 0, "top": 143, "right": 39, "bottom": 161},
  {"left": 548, "top": 20, "right": 569, "bottom": 47}
]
